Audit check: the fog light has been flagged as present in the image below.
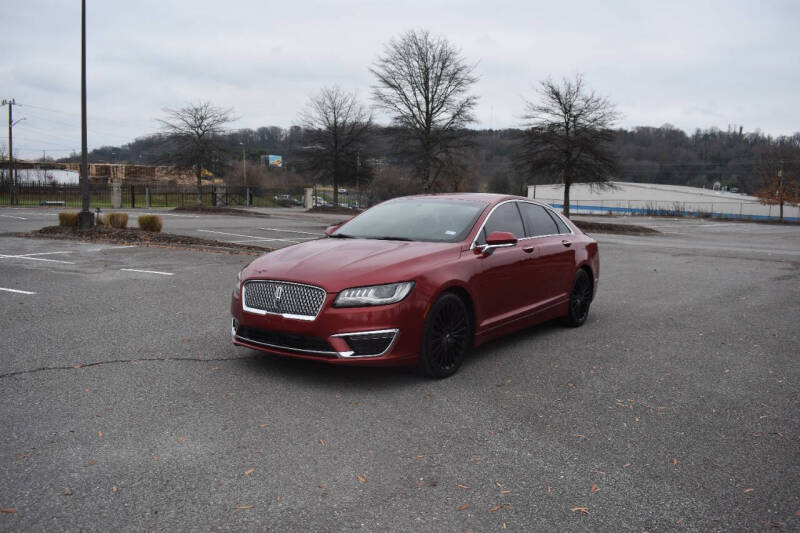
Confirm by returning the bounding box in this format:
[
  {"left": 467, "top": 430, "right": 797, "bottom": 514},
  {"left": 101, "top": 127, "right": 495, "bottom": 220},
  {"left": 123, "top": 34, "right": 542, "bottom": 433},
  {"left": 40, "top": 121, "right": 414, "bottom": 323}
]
[
  {"left": 333, "top": 329, "right": 398, "bottom": 357},
  {"left": 232, "top": 318, "right": 239, "bottom": 336}
]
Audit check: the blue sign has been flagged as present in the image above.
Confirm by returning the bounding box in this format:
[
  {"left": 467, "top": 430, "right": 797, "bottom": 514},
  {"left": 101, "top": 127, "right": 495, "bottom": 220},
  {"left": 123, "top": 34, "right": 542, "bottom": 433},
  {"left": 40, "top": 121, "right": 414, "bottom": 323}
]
[{"left": 268, "top": 155, "right": 283, "bottom": 168}]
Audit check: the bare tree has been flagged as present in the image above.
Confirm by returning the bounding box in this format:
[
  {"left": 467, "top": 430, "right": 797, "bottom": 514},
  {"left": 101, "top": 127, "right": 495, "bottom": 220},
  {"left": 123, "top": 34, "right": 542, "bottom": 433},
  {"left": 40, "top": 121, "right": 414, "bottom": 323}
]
[
  {"left": 299, "top": 87, "right": 371, "bottom": 207},
  {"left": 158, "top": 102, "right": 235, "bottom": 204},
  {"left": 371, "top": 29, "right": 478, "bottom": 192},
  {"left": 518, "top": 75, "right": 620, "bottom": 217},
  {"left": 755, "top": 135, "right": 800, "bottom": 221}
]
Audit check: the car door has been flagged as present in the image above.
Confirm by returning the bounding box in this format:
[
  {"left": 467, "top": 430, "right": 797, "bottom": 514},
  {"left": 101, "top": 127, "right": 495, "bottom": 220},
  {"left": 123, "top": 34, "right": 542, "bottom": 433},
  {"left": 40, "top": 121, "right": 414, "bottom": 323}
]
[
  {"left": 517, "top": 201, "right": 576, "bottom": 307},
  {"left": 471, "top": 201, "right": 536, "bottom": 330}
]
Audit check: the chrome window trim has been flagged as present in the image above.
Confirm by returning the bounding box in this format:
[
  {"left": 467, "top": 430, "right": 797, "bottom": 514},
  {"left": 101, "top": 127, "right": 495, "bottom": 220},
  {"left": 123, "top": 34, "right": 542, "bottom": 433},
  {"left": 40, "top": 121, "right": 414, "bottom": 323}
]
[
  {"left": 331, "top": 328, "right": 399, "bottom": 358},
  {"left": 242, "top": 280, "right": 326, "bottom": 321},
  {"left": 470, "top": 199, "right": 574, "bottom": 250}
]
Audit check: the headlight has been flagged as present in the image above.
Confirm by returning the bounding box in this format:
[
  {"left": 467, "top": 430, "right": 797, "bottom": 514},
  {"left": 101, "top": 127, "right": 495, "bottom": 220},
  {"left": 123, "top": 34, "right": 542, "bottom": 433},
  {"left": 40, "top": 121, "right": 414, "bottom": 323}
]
[
  {"left": 234, "top": 269, "right": 243, "bottom": 298},
  {"left": 333, "top": 281, "right": 414, "bottom": 308}
]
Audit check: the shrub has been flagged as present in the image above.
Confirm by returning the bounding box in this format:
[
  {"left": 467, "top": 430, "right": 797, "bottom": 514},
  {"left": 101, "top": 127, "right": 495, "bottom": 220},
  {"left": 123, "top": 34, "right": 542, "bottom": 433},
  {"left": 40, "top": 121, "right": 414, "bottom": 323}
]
[
  {"left": 137, "top": 214, "right": 163, "bottom": 232},
  {"left": 108, "top": 212, "right": 128, "bottom": 229},
  {"left": 96, "top": 214, "right": 109, "bottom": 226},
  {"left": 58, "top": 212, "right": 79, "bottom": 227}
]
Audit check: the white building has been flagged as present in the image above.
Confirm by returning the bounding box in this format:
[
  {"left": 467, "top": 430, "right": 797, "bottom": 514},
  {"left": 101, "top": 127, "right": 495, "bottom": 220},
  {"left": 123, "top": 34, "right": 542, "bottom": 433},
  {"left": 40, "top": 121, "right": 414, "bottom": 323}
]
[{"left": 527, "top": 181, "right": 799, "bottom": 222}]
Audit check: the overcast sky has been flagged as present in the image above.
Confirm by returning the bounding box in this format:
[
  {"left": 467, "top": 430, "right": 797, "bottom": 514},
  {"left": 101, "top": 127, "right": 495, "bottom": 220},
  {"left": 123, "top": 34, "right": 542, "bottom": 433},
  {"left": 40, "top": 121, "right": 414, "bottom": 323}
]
[{"left": 2, "top": 0, "right": 798, "bottom": 159}]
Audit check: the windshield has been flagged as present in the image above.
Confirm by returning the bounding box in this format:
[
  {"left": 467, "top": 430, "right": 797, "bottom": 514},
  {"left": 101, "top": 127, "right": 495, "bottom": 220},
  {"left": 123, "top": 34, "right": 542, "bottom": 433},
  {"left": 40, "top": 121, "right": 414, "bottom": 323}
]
[{"left": 333, "top": 198, "right": 488, "bottom": 242}]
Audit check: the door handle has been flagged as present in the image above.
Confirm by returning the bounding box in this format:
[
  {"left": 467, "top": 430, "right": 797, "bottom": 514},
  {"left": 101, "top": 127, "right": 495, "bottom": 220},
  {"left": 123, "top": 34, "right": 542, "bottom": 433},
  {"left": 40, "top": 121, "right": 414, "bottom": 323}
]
[
  {"left": 522, "top": 246, "right": 535, "bottom": 253},
  {"left": 561, "top": 240, "right": 572, "bottom": 247}
]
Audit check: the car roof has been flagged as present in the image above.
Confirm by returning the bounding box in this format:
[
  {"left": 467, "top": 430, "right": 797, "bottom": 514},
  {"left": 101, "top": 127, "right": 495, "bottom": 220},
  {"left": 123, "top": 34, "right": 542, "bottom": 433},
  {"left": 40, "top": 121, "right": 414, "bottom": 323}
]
[{"left": 397, "top": 192, "right": 530, "bottom": 205}]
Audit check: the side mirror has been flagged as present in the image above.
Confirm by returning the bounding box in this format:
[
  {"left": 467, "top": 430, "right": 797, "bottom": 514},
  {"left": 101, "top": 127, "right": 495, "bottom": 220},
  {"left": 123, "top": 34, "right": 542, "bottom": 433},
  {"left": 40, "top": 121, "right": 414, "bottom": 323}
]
[
  {"left": 325, "top": 223, "right": 343, "bottom": 236},
  {"left": 477, "top": 231, "right": 518, "bottom": 255},
  {"left": 485, "top": 231, "right": 518, "bottom": 246}
]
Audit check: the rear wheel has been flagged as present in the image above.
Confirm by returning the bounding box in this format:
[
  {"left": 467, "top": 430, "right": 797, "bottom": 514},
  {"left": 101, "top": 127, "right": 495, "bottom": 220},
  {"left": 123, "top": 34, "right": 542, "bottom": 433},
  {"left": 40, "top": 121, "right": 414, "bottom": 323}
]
[
  {"left": 419, "top": 293, "right": 471, "bottom": 378},
  {"left": 564, "top": 269, "right": 592, "bottom": 327}
]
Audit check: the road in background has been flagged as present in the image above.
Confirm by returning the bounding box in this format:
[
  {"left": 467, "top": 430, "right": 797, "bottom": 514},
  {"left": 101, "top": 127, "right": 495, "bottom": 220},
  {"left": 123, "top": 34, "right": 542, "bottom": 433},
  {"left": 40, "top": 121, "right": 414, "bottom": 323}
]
[{"left": 1, "top": 208, "right": 798, "bottom": 531}]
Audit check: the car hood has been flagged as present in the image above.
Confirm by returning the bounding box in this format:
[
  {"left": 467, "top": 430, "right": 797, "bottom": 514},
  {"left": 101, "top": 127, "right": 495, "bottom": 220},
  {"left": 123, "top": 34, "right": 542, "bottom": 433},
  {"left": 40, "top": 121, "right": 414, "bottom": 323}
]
[{"left": 243, "top": 237, "right": 460, "bottom": 292}]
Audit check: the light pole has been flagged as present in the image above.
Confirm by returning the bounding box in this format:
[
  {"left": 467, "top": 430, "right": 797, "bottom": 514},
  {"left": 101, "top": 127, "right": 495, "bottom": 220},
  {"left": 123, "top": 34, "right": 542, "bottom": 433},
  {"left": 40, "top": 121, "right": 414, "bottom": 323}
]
[
  {"left": 240, "top": 142, "right": 246, "bottom": 188},
  {"left": 355, "top": 151, "right": 360, "bottom": 208},
  {"left": 77, "top": 0, "right": 93, "bottom": 228}
]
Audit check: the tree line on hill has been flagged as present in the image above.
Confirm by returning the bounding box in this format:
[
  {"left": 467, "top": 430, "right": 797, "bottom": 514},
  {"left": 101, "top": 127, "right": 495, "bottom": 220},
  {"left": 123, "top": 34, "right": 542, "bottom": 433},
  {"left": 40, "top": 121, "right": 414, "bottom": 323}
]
[
  {"left": 70, "top": 124, "right": 798, "bottom": 196},
  {"left": 58, "top": 28, "right": 799, "bottom": 215}
]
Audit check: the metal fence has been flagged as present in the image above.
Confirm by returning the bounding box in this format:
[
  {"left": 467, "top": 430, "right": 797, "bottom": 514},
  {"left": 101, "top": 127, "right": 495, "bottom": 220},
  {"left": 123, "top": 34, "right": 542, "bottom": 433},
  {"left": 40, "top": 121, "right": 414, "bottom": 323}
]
[
  {"left": 0, "top": 182, "right": 316, "bottom": 210},
  {"left": 538, "top": 198, "right": 800, "bottom": 223}
]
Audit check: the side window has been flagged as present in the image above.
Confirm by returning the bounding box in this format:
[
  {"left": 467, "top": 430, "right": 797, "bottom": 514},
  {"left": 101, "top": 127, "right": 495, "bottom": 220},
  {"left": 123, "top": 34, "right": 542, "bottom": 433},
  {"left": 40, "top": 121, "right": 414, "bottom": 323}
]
[
  {"left": 483, "top": 202, "right": 525, "bottom": 240},
  {"left": 546, "top": 208, "right": 571, "bottom": 234},
  {"left": 519, "top": 202, "right": 558, "bottom": 237}
]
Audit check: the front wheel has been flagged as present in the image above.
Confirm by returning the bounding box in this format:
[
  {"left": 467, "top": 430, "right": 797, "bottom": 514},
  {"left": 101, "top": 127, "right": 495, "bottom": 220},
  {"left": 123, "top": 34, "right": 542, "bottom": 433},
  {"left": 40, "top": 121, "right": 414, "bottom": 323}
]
[
  {"left": 418, "top": 293, "right": 471, "bottom": 378},
  {"left": 564, "top": 269, "right": 593, "bottom": 327}
]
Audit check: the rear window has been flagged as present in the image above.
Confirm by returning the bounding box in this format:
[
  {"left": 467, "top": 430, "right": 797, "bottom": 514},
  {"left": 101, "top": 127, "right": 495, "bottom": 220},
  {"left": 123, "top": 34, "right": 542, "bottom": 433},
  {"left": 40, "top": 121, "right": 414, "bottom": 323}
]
[{"left": 548, "top": 209, "right": 571, "bottom": 234}]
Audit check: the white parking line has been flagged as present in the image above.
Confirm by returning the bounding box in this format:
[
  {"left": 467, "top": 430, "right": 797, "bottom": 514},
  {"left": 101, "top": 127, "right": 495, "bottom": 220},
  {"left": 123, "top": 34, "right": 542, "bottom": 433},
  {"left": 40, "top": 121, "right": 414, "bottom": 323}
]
[
  {"left": 258, "top": 227, "right": 325, "bottom": 236},
  {"left": 197, "top": 229, "right": 301, "bottom": 244},
  {"left": 229, "top": 239, "right": 282, "bottom": 244},
  {"left": 16, "top": 251, "right": 73, "bottom": 257},
  {"left": 120, "top": 268, "right": 174, "bottom": 276},
  {"left": 0, "top": 254, "right": 75, "bottom": 264},
  {"left": 0, "top": 287, "right": 36, "bottom": 295},
  {"left": 0, "top": 214, "right": 27, "bottom": 220}
]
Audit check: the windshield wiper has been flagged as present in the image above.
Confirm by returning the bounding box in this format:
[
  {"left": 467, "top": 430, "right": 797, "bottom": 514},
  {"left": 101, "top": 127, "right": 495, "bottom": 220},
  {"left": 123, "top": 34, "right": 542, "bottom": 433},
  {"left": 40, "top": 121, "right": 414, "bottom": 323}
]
[
  {"left": 328, "top": 233, "right": 356, "bottom": 239},
  {"left": 372, "top": 236, "right": 414, "bottom": 241}
]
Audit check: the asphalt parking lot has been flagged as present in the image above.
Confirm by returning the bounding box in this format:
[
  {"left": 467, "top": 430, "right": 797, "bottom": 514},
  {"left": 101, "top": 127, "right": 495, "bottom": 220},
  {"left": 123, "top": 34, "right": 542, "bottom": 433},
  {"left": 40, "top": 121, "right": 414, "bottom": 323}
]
[{"left": 1, "top": 208, "right": 799, "bottom": 531}]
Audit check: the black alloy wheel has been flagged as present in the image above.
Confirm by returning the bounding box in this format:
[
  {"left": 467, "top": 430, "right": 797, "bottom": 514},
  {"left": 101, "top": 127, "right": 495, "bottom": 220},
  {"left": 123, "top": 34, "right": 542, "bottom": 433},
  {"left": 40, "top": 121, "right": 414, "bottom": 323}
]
[
  {"left": 564, "top": 269, "right": 592, "bottom": 327},
  {"left": 419, "top": 293, "right": 471, "bottom": 378}
]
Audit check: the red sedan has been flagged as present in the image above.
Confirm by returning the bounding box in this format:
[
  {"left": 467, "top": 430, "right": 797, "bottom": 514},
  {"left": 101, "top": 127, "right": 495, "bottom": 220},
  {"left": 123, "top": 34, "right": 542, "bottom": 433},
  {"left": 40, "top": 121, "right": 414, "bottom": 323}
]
[{"left": 231, "top": 193, "right": 599, "bottom": 377}]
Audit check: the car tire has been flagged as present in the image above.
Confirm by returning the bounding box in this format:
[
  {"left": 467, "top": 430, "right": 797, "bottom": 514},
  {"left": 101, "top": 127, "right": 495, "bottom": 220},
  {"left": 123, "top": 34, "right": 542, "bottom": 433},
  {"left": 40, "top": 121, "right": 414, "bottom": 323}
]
[
  {"left": 564, "top": 269, "right": 592, "bottom": 327},
  {"left": 418, "top": 293, "right": 471, "bottom": 379}
]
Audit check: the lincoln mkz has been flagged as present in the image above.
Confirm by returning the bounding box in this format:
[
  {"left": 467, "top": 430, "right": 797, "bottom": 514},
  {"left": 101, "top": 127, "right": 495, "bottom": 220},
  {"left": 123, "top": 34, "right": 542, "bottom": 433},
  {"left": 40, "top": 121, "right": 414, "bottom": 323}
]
[{"left": 231, "top": 194, "right": 599, "bottom": 377}]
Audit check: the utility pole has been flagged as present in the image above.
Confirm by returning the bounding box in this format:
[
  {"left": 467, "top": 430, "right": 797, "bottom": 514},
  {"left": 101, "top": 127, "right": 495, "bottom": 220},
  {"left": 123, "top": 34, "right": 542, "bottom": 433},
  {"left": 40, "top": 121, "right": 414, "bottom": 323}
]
[
  {"left": 2, "top": 98, "right": 16, "bottom": 205},
  {"left": 77, "top": 0, "right": 93, "bottom": 228}
]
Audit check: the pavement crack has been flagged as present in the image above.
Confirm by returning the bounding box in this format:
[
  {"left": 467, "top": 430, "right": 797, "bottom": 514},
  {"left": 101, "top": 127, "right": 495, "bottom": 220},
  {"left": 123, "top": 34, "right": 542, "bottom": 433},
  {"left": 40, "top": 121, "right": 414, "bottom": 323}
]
[{"left": 0, "top": 356, "right": 251, "bottom": 379}]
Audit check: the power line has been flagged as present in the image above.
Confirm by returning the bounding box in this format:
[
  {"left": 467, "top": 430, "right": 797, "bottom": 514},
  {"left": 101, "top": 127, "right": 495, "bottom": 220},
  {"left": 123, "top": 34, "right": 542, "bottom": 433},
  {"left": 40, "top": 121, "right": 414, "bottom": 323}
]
[{"left": 16, "top": 102, "right": 76, "bottom": 116}]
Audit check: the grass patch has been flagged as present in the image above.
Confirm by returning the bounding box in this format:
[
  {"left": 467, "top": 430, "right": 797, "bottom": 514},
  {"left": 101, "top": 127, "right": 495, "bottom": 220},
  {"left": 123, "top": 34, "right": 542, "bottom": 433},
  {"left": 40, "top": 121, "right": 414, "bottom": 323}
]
[
  {"left": 58, "top": 212, "right": 79, "bottom": 227},
  {"left": 108, "top": 212, "right": 128, "bottom": 229},
  {"left": 138, "top": 214, "right": 163, "bottom": 232}
]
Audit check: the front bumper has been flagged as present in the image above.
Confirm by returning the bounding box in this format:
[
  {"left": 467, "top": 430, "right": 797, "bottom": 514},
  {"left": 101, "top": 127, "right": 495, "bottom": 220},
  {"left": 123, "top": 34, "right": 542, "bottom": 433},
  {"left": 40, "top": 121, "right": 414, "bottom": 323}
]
[{"left": 230, "top": 289, "right": 424, "bottom": 366}]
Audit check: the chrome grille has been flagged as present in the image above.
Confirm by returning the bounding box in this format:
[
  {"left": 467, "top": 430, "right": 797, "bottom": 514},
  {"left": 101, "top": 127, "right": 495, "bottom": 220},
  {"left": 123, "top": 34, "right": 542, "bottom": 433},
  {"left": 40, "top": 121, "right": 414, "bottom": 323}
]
[{"left": 243, "top": 280, "right": 326, "bottom": 320}]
